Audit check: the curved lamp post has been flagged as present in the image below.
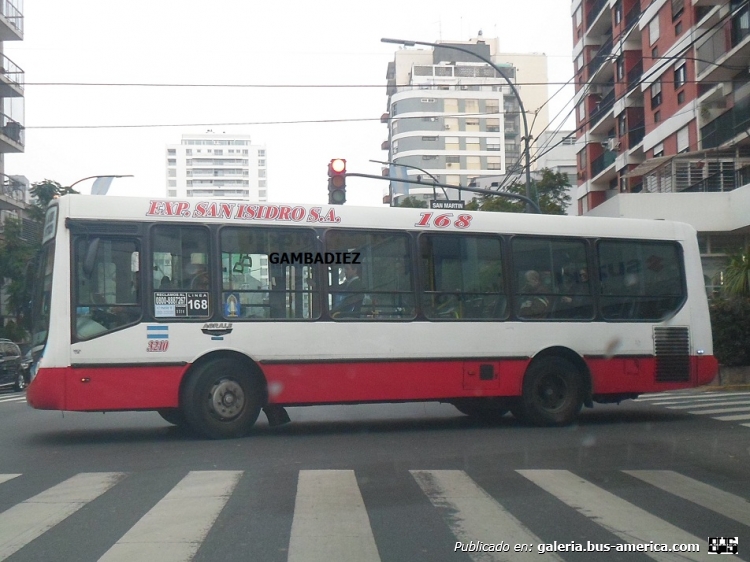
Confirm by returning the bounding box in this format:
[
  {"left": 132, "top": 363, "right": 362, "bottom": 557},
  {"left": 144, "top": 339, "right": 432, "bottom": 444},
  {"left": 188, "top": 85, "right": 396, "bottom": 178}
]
[
  {"left": 68, "top": 174, "right": 133, "bottom": 194},
  {"left": 382, "top": 37, "right": 537, "bottom": 213},
  {"left": 369, "top": 159, "right": 450, "bottom": 204}
]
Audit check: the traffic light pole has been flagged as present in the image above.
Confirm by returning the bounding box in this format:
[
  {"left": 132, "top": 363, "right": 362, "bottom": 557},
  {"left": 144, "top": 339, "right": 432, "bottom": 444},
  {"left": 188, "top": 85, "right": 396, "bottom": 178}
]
[{"left": 345, "top": 172, "right": 541, "bottom": 213}]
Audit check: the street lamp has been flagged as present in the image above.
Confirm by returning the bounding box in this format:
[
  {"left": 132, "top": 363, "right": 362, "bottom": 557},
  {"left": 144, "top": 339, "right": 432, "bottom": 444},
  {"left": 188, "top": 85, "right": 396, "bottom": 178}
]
[
  {"left": 369, "top": 159, "right": 449, "bottom": 204},
  {"left": 381, "top": 37, "right": 537, "bottom": 213},
  {"left": 68, "top": 174, "right": 134, "bottom": 195}
]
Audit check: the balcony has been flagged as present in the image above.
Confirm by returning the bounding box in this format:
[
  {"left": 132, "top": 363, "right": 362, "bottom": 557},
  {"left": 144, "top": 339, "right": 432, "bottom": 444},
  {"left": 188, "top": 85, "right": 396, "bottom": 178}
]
[
  {"left": 589, "top": 88, "right": 615, "bottom": 128},
  {"left": 635, "top": 150, "right": 750, "bottom": 193},
  {"left": 0, "top": 53, "right": 23, "bottom": 98},
  {"left": 701, "top": 96, "right": 750, "bottom": 149},
  {"left": 592, "top": 150, "right": 617, "bottom": 177},
  {"left": 587, "top": 37, "right": 613, "bottom": 80},
  {"left": 0, "top": 0, "right": 22, "bottom": 41},
  {"left": 624, "top": 2, "right": 641, "bottom": 33},
  {"left": 628, "top": 120, "right": 645, "bottom": 149},
  {"left": 626, "top": 60, "right": 643, "bottom": 90},
  {"left": 0, "top": 113, "right": 23, "bottom": 152},
  {"left": 696, "top": 4, "right": 750, "bottom": 82},
  {"left": 586, "top": 0, "right": 609, "bottom": 33}
]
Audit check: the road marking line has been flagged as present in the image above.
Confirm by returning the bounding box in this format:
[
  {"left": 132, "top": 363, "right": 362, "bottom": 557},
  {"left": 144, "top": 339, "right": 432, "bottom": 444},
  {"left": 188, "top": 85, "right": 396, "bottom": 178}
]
[
  {"left": 0, "top": 475, "right": 20, "bottom": 486},
  {"left": 0, "top": 397, "right": 26, "bottom": 403},
  {"left": 687, "top": 406, "right": 750, "bottom": 415},
  {"left": 712, "top": 413, "right": 750, "bottom": 421},
  {"left": 98, "top": 470, "right": 241, "bottom": 562},
  {"left": 666, "top": 399, "right": 750, "bottom": 410},
  {"left": 0, "top": 472, "right": 125, "bottom": 561},
  {"left": 518, "top": 470, "right": 712, "bottom": 562},
  {"left": 412, "top": 470, "right": 562, "bottom": 561},
  {"left": 624, "top": 470, "right": 750, "bottom": 527},
  {"left": 635, "top": 392, "right": 750, "bottom": 402},
  {"left": 288, "top": 470, "right": 380, "bottom": 562}
]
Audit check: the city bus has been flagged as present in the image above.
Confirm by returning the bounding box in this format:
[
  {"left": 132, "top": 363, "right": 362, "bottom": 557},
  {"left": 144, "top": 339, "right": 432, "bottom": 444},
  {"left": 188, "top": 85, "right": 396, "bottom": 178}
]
[{"left": 26, "top": 195, "right": 718, "bottom": 438}]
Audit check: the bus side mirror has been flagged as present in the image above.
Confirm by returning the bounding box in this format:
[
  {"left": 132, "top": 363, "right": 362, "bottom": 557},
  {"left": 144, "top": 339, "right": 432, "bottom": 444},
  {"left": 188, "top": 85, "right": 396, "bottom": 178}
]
[{"left": 83, "top": 238, "right": 100, "bottom": 277}]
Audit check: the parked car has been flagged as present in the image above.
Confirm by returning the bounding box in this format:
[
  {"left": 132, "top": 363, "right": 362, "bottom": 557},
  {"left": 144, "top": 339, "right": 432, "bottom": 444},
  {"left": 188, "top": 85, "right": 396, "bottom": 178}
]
[{"left": 0, "top": 339, "right": 26, "bottom": 392}]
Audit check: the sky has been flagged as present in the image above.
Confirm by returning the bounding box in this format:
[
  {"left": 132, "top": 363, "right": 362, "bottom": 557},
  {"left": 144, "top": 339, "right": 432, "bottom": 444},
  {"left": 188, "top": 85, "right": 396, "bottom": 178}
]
[{"left": 6, "top": 0, "right": 575, "bottom": 206}]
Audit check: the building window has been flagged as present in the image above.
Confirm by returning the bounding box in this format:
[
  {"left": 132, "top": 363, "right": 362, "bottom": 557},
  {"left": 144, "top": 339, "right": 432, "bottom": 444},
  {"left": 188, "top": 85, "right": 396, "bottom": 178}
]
[
  {"left": 576, "top": 53, "right": 584, "bottom": 73},
  {"left": 653, "top": 142, "right": 664, "bottom": 157},
  {"left": 487, "top": 156, "right": 502, "bottom": 170},
  {"left": 444, "top": 99, "right": 458, "bottom": 113},
  {"left": 672, "top": 0, "right": 684, "bottom": 20},
  {"left": 466, "top": 138, "right": 480, "bottom": 151},
  {"left": 259, "top": 180, "right": 267, "bottom": 187},
  {"left": 614, "top": 0, "right": 622, "bottom": 24},
  {"left": 466, "top": 156, "right": 481, "bottom": 170},
  {"left": 577, "top": 101, "right": 586, "bottom": 122},
  {"left": 674, "top": 61, "right": 686, "bottom": 89},
  {"left": 168, "top": 190, "right": 177, "bottom": 197},
  {"left": 167, "top": 149, "right": 176, "bottom": 156},
  {"left": 422, "top": 136, "right": 438, "bottom": 141},
  {"left": 444, "top": 117, "right": 458, "bottom": 131},
  {"left": 258, "top": 159, "right": 266, "bottom": 167},
  {"left": 485, "top": 100, "right": 500, "bottom": 114},
  {"left": 675, "top": 21, "right": 682, "bottom": 35},
  {"left": 654, "top": 110, "right": 661, "bottom": 123},
  {"left": 465, "top": 99, "right": 479, "bottom": 113},
  {"left": 486, "top": 118, "right": 500, "bottom": 132},
  {"left": 465, "top": 118, "right": 480, "bottom": 131},
  {"left": 391, "top": 120, "right": 398, "bottom": 134},
  {"left": 487, "top": 138, "right": 501, "bottom": 151},
  {"left": 677, "top": 90, "right": 685, "bottom": 104},
  {"left": 445, "top": 137, "right": 460, "bottom": 150},
  {"left": 616, "top": 57, "right": 625, "bottom": 80},
  {"left": 649, "top": 15, "right": 660, "bottom": 44},
  {"left": 652, "top": 46, "right": 659, "bottom": 59},
  {"left": 677, "top": 126, "right": 689, "bottom": 153},
  {"left": 651, "top": 80, "right": 662, "bottom": 108},
  {"left": 618, "top": 113, "right": 627, "bottom": 137},
  {"left": 258, "top": 170, "right": 266, "bottom": 178}
]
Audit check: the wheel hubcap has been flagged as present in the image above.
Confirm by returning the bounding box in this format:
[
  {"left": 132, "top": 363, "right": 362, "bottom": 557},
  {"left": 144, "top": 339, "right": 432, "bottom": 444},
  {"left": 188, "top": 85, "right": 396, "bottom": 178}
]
[
  {"left": 537, "top": 374, "right": 567, "bottom": 410},
  {"left": 208, "top": 379, "right": 245, "bottom": 420}
]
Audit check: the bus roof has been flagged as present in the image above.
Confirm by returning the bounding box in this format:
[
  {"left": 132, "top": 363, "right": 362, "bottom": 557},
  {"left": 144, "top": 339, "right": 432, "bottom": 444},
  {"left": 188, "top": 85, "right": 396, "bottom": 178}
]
[{"left": 56, "top": 194, "right": 694, "bottom": 241}]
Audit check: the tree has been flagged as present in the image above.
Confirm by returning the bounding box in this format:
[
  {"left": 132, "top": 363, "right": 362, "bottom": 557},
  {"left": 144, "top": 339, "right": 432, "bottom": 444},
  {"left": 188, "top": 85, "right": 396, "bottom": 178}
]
[
  {"left": 722, "top": 248, "right": 750, "bottom": 297},
  {"left": 398, "top": 196, "right": 428, "bottom": 208},
  {"left": 0, "top": 217, "right": 36, "bottom": 331},
  {"left": 466, "top": 168, "right": 572, "bottom": 215},
  {"left": 27, "top": 180, "right": 77, "bottom": 222}
]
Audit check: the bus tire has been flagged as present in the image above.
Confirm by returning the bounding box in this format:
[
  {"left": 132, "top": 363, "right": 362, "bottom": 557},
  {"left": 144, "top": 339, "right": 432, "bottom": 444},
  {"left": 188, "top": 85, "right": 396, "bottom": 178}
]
[
  {"left": 157, "top": 408, "right": 186, "bottom": 426},
  {"left": 521, "top": 357, "right": 583, "bottom": 426},
  {"left": 181, "top": 358, "right": 263, "bottom": 439},
  {"left": 453, "top": 399, "right": 508, "bottom": 421}
]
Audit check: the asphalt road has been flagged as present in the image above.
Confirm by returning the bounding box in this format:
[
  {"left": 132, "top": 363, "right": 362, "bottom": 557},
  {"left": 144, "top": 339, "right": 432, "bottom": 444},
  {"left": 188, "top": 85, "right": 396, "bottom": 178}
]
[{"left": 0, "top": 389, "right": 749, "bottom": 562}]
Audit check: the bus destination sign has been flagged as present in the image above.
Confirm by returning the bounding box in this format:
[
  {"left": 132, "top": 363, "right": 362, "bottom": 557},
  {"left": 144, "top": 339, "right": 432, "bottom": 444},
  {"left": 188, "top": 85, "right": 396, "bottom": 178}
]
[
  {"left": 430, "top": 200, "right": 465, "bottom": 210},
  {"left": 154, "top": 292, "right": 210, "bottom": 318}
]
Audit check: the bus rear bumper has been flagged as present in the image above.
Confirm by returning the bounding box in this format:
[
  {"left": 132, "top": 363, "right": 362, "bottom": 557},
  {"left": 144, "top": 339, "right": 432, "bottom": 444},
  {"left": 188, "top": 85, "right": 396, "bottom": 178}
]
[
  {"left": 695, "top": 355, "right": 719, "bottom": 386},
  {"left": 26, "top": 367, "right": 67, "bottom": 410}
]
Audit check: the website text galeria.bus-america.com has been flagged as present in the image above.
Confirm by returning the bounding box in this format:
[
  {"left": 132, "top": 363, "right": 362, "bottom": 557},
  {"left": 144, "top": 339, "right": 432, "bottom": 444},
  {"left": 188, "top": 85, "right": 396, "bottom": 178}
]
[{"left": 453, "top": 540, "right": 703, "bottom": 554}]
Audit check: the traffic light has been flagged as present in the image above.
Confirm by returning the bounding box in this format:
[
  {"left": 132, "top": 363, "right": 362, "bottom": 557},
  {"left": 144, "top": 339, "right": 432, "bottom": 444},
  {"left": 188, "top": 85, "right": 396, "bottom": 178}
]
[{"left": 328, "top": 158, "right": 347, "bottom": 205}]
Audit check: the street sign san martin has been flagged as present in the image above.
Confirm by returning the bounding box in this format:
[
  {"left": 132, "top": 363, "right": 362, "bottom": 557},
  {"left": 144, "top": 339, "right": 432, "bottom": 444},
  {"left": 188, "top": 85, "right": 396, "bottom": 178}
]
[{"left": 430, "top": 200, "right": 465, "bottom": 210}]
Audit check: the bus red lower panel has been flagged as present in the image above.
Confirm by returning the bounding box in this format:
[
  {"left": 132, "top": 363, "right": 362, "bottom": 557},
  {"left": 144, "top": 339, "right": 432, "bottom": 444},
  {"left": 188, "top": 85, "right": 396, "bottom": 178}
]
[
  {"left": 27, "top": 366, "right": 185, "bottom": 411},
  {"left": 263, "top": 360, "right": 529, "bottom": 404},
  {"left": 26, "top": 354, "right": 717, "bottom": 412}
]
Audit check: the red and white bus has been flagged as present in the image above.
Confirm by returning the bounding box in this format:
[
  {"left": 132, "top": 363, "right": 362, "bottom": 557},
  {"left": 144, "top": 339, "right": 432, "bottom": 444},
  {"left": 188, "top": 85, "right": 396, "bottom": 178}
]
[{"left": 26, "top": 195, "right": 717, "bottom": 438}]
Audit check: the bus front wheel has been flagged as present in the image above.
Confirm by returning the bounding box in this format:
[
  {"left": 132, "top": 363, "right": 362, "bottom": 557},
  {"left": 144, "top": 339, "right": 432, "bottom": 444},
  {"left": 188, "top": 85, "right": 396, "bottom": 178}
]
[
  {"left": 521, "top": 357, "right": 583, "bottom": 426},
  {"left": 181, "top": 358, "right": 263, "bottom": 439}
]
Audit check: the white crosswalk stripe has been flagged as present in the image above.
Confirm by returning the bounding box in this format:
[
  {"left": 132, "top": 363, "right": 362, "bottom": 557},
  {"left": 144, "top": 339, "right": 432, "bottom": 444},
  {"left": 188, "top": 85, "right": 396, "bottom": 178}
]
[
  {"left": 98, "top": 470, "right": 241, "bottom": 562},
  {"left": 0, "top": 395, "right": 25, "bottom": 404},
  {"left": 289, "top": 470, "right": 380, "bottom": 562},
  {"left": 634, "top": 391, "right": 750, "bottom": 427},
  {"left": 0, "top": 469, "right": 747, "bottom": 560},
  {"left": 518, "top": 470, "right": 715, "bottom": 562},
  {"left": 624, "top": 470, "right": 750, "bottom": 527},
  {"left": 412, "top": 469, "right": 563, "bottom": 562},
  {"left": 0, "top": 472, "right": 125, "bottom": 561}
]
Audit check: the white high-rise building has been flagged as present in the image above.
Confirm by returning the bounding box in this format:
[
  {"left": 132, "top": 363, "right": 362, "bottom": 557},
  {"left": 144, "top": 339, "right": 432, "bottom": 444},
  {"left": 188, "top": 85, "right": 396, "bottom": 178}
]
[
  {"left": 383, "top": 37, "right": 548, "bottom": 204},
  {"left": 165, "top": 133, "right": 267, "bottom": 200}
]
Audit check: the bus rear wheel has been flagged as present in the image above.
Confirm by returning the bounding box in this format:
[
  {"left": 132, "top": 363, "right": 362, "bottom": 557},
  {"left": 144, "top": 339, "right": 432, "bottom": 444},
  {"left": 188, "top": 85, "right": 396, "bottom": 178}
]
[
  {"left": 181, "top": 358, "right": 263, "bottom": 439},
  {"left": 521, "top": 357, "right": 583, "bottom": 426},
  {"left": 453, "top": 398, "right": 509, "bottom": 421}
]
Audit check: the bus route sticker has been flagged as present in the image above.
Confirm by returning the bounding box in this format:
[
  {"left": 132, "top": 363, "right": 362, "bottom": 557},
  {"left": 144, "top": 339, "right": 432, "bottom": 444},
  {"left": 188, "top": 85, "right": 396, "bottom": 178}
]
[{"left": 154, "top": 292, "right": 210, "bottom": 318}]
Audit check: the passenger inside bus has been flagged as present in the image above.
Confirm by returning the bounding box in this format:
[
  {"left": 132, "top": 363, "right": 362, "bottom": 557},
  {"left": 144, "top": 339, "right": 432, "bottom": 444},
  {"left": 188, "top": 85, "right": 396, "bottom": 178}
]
[
  {"left": 330, "top": 263, "right": 365, "bottom": 318},
  {"left": 518, "top": 270, "right": 550, "bottom": 318}
]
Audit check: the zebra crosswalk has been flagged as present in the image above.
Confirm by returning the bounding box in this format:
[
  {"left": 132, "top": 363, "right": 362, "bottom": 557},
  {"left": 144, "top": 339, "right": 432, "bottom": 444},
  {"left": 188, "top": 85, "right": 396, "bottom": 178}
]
[
  {"left": 634, "top": 390, "right": 750, "bottom": 428},
  {"left": 0, "top": 468, "right": 746, "bottom": 561},
  {"left": 0, "top": 393, "right": 25, "bottom": 406}
]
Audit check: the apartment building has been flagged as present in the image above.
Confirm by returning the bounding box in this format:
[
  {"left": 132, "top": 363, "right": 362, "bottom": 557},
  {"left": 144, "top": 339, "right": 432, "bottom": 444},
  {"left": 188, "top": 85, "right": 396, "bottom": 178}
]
[
  {"left": 383, "top": 37, "right": 548, "bottom": 204},
  {"left": 574, "top": 0, "right": 750, "bottom": 293},
  {"left": 165, "top": 133, "right": 268, "bottom": 201},
  {"left": 0, "top": 0, "right": 25, "bottom": 227}
]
